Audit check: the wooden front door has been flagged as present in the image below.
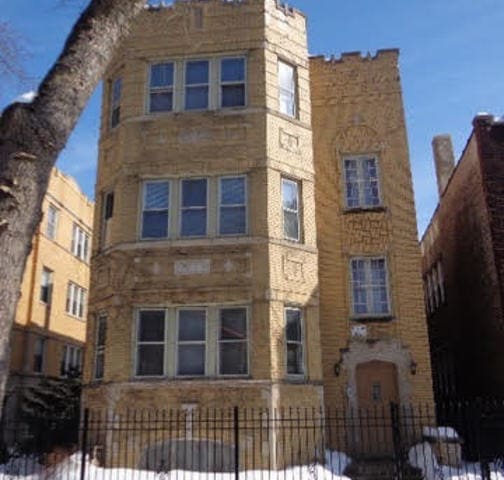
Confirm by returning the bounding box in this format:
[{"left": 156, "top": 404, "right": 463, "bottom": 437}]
[{"left": 351, "top": 361, "right": 400, "bottom": 457}]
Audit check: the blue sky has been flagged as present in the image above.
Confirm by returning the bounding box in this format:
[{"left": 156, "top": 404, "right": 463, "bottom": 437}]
[{"left": 1, "top": 0, "right": 503, "bottom": 235}]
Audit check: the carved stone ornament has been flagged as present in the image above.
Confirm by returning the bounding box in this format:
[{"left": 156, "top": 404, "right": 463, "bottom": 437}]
[{"left": 335, "top": 125, "right": 384, "bottom": 155}]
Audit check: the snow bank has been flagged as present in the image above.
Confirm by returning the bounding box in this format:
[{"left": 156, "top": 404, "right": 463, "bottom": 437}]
[
  {"left": 422, "top": 426, "right": 460, "bottom": 441},
  {"left": 0, "top": 450, "right": 352, "bottom": 480}
]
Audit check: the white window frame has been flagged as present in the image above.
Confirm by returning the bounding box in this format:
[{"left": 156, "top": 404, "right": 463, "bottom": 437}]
[
  {"left": 284, "top": 307, "right": 305, "bottom": 377},
  {"left": 278, "top": 59, "right": 297, "bottom": 118},
  {"left": 46, "top": 204, "right": 58, "bottom": 240},
  {"left": 179, "top": 177, "right": 209, "bottom": 238},
  {"left": 217, "top": 306, "right": 249, "bottom": 377},
  {"left": 140, "top": 180, "right": 171, "bottom": 240},
  {"left": 94, "top": 314, "right": 107, "bottom": 380},
  {"left": 176, "top": 308, "right": 207, "bottom": 377},
  {"left": 66, "top": 282, "right": 87, "bottom": 319},
  {"left": 40, "top": 267, "right": 53, "bottom": 304},
  {"left": 219, "top": 56, "right": 247, "bottom": 109},
  {"left": 71, "top": 223, "right": 90, "bottom": 262},
  {"left": 184, "top": 59, "right": 210, "bottom": 111},
  {"left": 218, "top": 175, "right": 248, "bottom": 236},
  {"left": 343, "top": 155, "right": 382, "bottom": 209},
  {"left": 135, "top": 309, "right": 167, "bottom": 378},
  {"left": 349, "top": 256, "right": 392, "bottom": 318},
  {"left": 61, "top": 344, "right": 82, "bottom": 377},
  {"left": 282, "top": 178, "right": 301, "bottom": 242},
  {"left": 148, "top": 61, "right": 176, "bottom": 113}
]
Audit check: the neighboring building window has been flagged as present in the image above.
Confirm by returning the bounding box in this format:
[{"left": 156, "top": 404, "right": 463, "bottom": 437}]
[
  {"left": 177, "top": 309, "right": 206, "bottom": 376},
  {"left": 219, "top": 176, "right": 246, "bottom": 235},
  {"left": 135, "top": 306, "right": 249, "bottom": 378},
  {"left": 344, "top": 157, "right": 381, "bottom": 208},
  {"left": 136, "top": 310, "right": 166, "bottom": 377},
  {"left": 220, "top": 57, "right": 246, "bottom": 108},
  {"left": 350, "top": 257, "right": 390, "bottom": 316},
  {"left": 66, "top": 282, "right": 87, "bottom": 319},
  {"left": 425, "top": 260, "right": 446, "bottom": 315},
  {"left": 40, "top": 267, "right": 53, "bottom": 304},
  {"left": 33, "top": 337, "right": 45, "bottom": 373},
  {"left": 185, "top": 60, "right": 209, "bottom": 110},
  {"left": 60, "top": 345, "right": 82, "bottom": 377},
  {"left": 71, "top": 223, "right": 90, "bottom": 262},
  {"left": 110, "top": 77, "right": 122, "bottom": 128},
  {"left": 101, "top": 191, "right": 114, "bottom": 247},
  {"left": 94, "top": 314, "right": 107, "bottom": 380},
  {"left": 46, "top": 204, "right": 58, "bottom": 240},
  {"left": 149, "top": 62, "right": 174, "bottom": 113},
  {"left": 285, "top": 308, "right": 304, "bottom": 376},
  {"left": 219, "top": 308, "right": 248, "bottom": 375},
  {"left": 282, "top": 178, "right": 300, "bottom": 241},
  {"left": 278, "top": 60, "right": 296, "bottom": 117},
  {"left": 180, "top": 178, "right": 208, "bottom": 237},
  {"left": 141, "top": 181, "right": 170, "bottom": 239}
]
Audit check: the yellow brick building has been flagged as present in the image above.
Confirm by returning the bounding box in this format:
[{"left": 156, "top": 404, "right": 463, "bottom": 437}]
[
  {"left": 83, "top": 0, "right": 432, "bottom": 424},
  {"left": 5, "top": 168, "right": 94, "bottom": 420}
]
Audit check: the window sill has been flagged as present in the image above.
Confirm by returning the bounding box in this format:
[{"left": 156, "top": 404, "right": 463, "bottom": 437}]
[
  {"left": 350, "top": 315, "right": 395, "bottom": 323},
  {"left": 65, "top": 312, "right": 86, "bottom": 322},
  {"left": 131, "top": 375, "right": 251, "bottom": 382},
  {"left": 343, "top": 206, "right": 387, "bottom": 215},
  {"left": 285, "top": 375, "right": 306, "bottom": 384}
]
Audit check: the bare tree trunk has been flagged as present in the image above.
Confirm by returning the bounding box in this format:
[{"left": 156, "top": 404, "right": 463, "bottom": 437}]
[{"left": 0, "top": 0, "right": 146, "bottom": 415}]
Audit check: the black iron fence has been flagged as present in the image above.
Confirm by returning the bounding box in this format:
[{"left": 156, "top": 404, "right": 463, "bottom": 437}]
[{"left": 1, "top": 401, "right": 503, "bottom": 480}]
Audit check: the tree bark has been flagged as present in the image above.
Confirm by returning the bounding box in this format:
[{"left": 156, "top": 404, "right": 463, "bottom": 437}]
[{"left": 0, "top": 0, "right": 146, "bottom": 415}]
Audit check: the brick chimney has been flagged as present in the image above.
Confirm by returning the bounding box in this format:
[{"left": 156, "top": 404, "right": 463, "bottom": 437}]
[{"left": 432, "top": 134, "right": 455, "bottom": 197}]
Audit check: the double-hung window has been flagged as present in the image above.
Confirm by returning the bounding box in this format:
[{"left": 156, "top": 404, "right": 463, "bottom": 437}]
[
  {"left": 344, "top": 157, "right": 381, "bottom": 208},
  {"left": 72, "top": 223, "right": 90, "bottom": 262},
  {"left": 181, "top": 179, "right": 207, "bottom": 237},
  {"left": 136, "top": 310, "right": 165, "bottom": 377},
  {"left": 46, "top": 204, "right": 58, "bottom": 240},
  {"left": 149, "top": 62, "right": 174, "bottom": 113},
  {"left": 285, "top": 308, "right": 304, "bottom": 376},
  {"left": 282, "top": 178, "right": 300, "bottom": 241},
  {"left": 220, "top": 57, "right": 246, "bottom": 108},
  {"left": 66, "top": 282, "right": 87, "bottom": 319},
  {"left": 94, "top": 315, "right": 107, "bottom": 380},
  {"left": 278, "top": 60, "right": 297, "bottom": 118},
  {"left": 350, "top": 257, "right": 390, "bottom": 317},
  {"left": 40, "top": 267, "right": 53, "bottom": 304},
  {"left": 219, "top": 177, "right": 246, "bottom": 235},
  {"left": 185, "top": 60, "right": 209, "bottom": 110},
  {"left": 60, "top": 345, "right": 82, "bottom": 377},
  {"left": 142, "top": 181, "right": 170, "bottom": 239},
  {"left": 110, "top": 78, "right": 122, "bottom": 128},
  {"left": 33, "top": 337, "right": 45, "bottom": 373},
  {"left": 177, "top": 309, "right": 206, "bottom": 376},
  {"left": 219, "top": 308, "right": 248, "bottom": 375}
]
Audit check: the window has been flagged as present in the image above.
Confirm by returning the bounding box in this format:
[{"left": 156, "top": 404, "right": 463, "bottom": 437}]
[
  {"left": 33, "top": 337, "right": 45, "bottom": 373},
  {"left": 285, "top": 308, "right": 304, "bottom": 376},
  {"left": 135, "top": 306, "right": 249, "bottom": 378},
  {"left": 72, "top": 223, "right": 90, "bottom": 262},
  {"left": 136, "top": 310, "right": 166, "bottom": 377},
  {"left": 350, "top": 257, "right": 390, "bottom": 317},
  {"left": 66, "top": 282, "right": 87, "bottom": 319},
  {"left": 219, "top": 177, "right": 246, "bottom": 235},
  {"left": 344, "top": 157, "right": 381, "bottom": 208},
  {"left": 40, "top": 267, "right": 53, "bottom": 304},
  {"left": 219, "top": 308, "right": 248, "bottom": 375},
  {"left": 282, "top": 178, "right": 300, "bottom": 241},
  {"left": 149, "top": 63, "right": 174, "bottom": 113},
  {"left": 101, "top": 191, "right": 114, "bottom": 247},
  {"left": 185, "top": 60, "right": 209, "bottom": 110},
  {"left": 60, "top": 345, "right": 82, "bottom": 377},
  {"left": 177, "top": 309, "right": 206, "bottom": 376},
  {"left": 94, "top": 315, "right": 107, "bottom": 380},
  {"left": 278, "top": 60, "right": 296, "bottom": 117},
  {"left": 425, "top": 260, "right": 446, "bottom": 315},
  {"left": 180, "top": 179, "right": 207, "bottom": 237},
  {"left": 46, "top": 204, "right": 58, "bottom": 240},
  {"left": 110, "top": 77, "right": 122, "bottom": 128},
  {"left": 142, "top": 181, "right": 170, "bottom": 239},
  {"left": 220, "top": 57, "right": 245, "bottom": 108}
]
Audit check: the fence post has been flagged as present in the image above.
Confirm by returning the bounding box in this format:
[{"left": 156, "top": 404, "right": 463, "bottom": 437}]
[
  {"left": 80, "top": 408, "right": 90, "bottom": 480},
  {"left": 234, "top": 406, "right": 239, "bottom": 480},
  {"left": 390, "top": 402, "right": 403, "bottom": 480}
]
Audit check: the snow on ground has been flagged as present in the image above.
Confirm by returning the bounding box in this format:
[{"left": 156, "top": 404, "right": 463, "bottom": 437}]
[
  {"left": 422, "top": 426, "right": 460, "bottom": 441},
  {"left": 0, "top": 451, "right": 352, "bottom": 480}
]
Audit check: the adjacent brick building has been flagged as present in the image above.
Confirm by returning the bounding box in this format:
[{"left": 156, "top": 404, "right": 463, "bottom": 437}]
[
  {"left": 421, "top": 115, "right": 504, "bottom": 401},
  {"left": 83, "top": 0, "right": 432, "bottom": 440},
  {"left": 5, "top": 168, "right": 94, "bottom": 420}
]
